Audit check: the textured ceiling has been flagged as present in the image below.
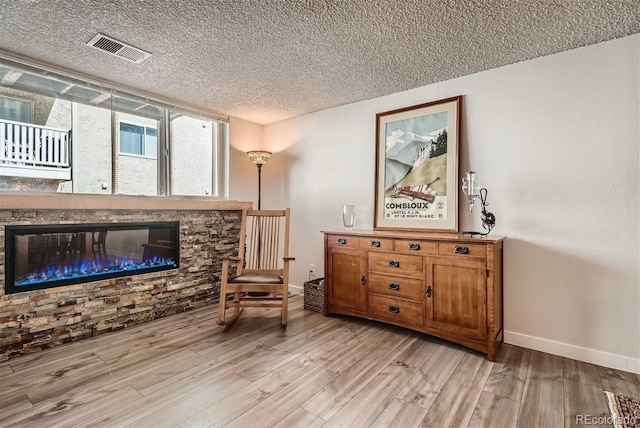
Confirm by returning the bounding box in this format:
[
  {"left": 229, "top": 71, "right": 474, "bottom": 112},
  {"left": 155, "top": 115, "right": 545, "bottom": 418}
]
[{"left": 0, "top": 0, "right": 639, "bottom": 125}]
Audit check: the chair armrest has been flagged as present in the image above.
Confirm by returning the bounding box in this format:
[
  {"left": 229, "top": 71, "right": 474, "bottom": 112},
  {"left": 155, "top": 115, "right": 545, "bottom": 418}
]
[{"left": 221, "top": 255, "right": 241, "bottom": 280}]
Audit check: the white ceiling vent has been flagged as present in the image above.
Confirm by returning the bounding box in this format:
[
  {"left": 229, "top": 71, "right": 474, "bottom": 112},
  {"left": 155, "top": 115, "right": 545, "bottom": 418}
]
[{"left": 86, "top": 33, "right": 151, "bottom": 64}]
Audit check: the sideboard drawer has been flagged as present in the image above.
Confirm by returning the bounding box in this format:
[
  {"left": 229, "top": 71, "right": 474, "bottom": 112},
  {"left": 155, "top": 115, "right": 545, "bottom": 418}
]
[
  {"left": 368, "top": 294, "right": 423, "bottom": 326},
  {"left": 360, "top": 237, "right": 393, "bottom": 251},
  {"left": 438, "top": 242, "right": 486, "bottom": 259},
  {"left": 368, "top": 252, "right": 423, "bottom": 278},
  {"left": 326, "top": 234, "right": 359, "bottom": 248},
  {"left": 394, "top": 239, "right": 438, "bottom": 255},
  {"left": 368, "top": 273, "right": 423, "bottom": 301}
]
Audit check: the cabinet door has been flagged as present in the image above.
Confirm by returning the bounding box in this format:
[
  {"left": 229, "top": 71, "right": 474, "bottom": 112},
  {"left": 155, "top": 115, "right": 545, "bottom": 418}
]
[
  {"left": 327, "top": 248, "right": 366, "bottom": 313},
  {"left": 425, "top": 256, "right": 487, "bottom": 340}
]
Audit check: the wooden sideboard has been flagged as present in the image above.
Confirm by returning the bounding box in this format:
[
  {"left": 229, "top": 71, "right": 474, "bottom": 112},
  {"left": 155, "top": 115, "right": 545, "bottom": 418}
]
[{"left": 323, "top": 230, "right": 504, "bottom": 361}]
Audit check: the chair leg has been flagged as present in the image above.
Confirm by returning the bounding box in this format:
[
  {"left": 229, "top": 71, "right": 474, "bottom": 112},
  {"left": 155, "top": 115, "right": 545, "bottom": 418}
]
[
  {"left": 218, "top": 260, "right": 230, "bottom": 325},
  {"left": 281, "top": 285, "right": 288, "bottom": 326},
  {"left": 217, "top": 288, "right": 227, "bottom": 325},
  {"left": 218, "top": 286, "right": 244, "bottom": 326},
  {"left": 220, "top": 306, "right": 242, "bottom": 326},
  {"left": 230, "top": 292, "right": 242, "bottom": 324}
]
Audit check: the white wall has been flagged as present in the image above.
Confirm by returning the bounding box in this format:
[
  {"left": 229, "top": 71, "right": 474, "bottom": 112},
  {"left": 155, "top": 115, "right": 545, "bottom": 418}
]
[
  {"left": 230, "top": 35, "right": 640, "bottom": 373},
  {"left": 229, "top": 117, "right": 263, "bottom": 208}
]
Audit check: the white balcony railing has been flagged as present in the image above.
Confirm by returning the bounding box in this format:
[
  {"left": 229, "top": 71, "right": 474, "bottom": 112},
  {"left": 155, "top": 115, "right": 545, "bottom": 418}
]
[{"left": 1, "top": 119, "right": 71, "bottom": 180}]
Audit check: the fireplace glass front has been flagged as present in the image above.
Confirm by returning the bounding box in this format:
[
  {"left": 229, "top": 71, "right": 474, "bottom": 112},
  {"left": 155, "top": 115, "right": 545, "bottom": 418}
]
[{"left": 5, "top": 222, "right": 180, "bottom": 294}]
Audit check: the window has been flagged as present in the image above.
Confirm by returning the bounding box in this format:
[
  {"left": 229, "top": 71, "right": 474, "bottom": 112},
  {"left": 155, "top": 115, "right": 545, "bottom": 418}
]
[
  {"left": 119, "top": 121, "right": 157, "bottom": 158},
  {"left": 0, "top": 59, "right": 228, "bottom": 198},
  {"left": 0, "top": 95, "right": 33, "bottom": 122},
  {"left": 170, "top": 115, "right": 213, "bottom": 196}
]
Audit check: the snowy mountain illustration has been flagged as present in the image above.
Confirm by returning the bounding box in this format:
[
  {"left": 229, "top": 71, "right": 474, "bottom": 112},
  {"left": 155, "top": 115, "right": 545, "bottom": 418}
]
[{"left": 384, "top": 127, "right": 446, "bottom": 190}]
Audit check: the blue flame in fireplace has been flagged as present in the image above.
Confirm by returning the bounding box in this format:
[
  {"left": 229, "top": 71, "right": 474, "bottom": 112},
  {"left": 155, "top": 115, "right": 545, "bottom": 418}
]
[{"left": 15, "top": 256, "right": 177, "bottom": 287}]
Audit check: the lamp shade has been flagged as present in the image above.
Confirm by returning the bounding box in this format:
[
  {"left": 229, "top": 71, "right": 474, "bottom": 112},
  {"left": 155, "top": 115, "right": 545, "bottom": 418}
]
[{"left": 247, "top": 151, "right": 272, "bottom": 165}]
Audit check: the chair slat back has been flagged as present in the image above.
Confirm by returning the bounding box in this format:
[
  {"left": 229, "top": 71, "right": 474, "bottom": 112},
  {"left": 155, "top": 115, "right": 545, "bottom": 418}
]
[{"left": 241, "top": 209, "right": 290, "bottom": 272}]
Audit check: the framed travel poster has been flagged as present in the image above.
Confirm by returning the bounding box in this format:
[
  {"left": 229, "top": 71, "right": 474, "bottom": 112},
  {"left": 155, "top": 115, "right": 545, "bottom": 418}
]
[{"left": 374, "top": 96, "right": 461, "bottom": 232}]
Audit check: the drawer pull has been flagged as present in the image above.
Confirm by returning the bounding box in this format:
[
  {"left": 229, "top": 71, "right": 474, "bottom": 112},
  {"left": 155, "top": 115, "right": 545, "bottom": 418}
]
[
  {"left": 388, "top": 283, "right": 400, "bottom": 291},
  {"left": 426, "top": 285, "right": 432, "bottom": 297},
  {"left": 361, "top": 275, "right": 366, "bottom": 286},
  {"left": 408, "top": 243, "right": 420, "bottom": 251},
  {"left": 370, "top": 240, "right": 381, "bottom": 247},
  {"left": 388, "top": 260, "right": 400, "bottom": 268},
  {"left": 388, "top": 306, "right": 400, "bottom": 314},
  {"left": 454, "top": 246, "right": 469, "bottom": 254},
  {"left": 337, "top": 238, "right": 347, "bottom": 245}
]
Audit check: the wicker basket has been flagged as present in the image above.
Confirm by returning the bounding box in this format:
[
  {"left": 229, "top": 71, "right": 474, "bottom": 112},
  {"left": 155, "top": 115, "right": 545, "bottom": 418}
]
[{"left": 304, "top": 278, "right": 324, "bottom": 313}]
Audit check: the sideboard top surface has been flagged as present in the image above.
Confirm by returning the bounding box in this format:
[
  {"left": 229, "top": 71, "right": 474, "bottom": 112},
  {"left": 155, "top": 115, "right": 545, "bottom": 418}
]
[{"left": 322, "top": 229, "right": 505, "bottom": 244}]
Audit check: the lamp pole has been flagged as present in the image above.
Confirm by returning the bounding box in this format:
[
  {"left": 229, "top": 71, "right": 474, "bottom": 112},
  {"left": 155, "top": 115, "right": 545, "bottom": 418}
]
[
  {"left": 256, "top": 163, "right": 263, "bottom": 210},
  {"left": 247, "top": 151, "right": 272, "bottom": 210}
]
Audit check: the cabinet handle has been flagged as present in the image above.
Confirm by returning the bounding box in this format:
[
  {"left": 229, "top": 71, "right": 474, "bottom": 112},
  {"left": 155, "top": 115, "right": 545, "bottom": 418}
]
[
  {"left": 360, "top": 275, "right": 366, "bottom": 286},
  {"left": 370, "top": 240, "right": 381, "bottom": 247},
  {"left": 426, "top": 285, "right": 432, "bottom": 297},
  {"left": 388, "top": 306, "right": 400, "bottom": 314},
  {"left": 454, "top": 246, "right": 469, "bottom": 254},
  {"left": 388, "top": 260, "right": 400, "bottom": 268},
  {"left": 408, "top": 243, "right": 420, "bottom": 251},
  {"left": 388, "top": 283, "right": 400, "bottom": 291},
  {"left": 337, "top": 238, "right": 347, "bottom": 245}
]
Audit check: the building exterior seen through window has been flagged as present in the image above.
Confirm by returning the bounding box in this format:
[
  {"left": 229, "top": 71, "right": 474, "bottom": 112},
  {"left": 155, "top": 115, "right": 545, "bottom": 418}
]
[{"left": 0, "top": 60, "right": 228, "bottom": 197}]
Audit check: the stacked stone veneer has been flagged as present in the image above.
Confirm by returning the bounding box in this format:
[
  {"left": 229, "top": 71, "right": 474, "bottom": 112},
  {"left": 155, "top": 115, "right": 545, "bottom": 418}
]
[{"left": 0, "top": 208, "right": 242, "bottom": 361}]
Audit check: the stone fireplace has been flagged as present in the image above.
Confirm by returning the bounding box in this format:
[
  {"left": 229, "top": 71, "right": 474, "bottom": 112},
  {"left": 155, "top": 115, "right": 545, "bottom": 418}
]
[{"left": 0, "top": 193, "right": 251, "bottom": 360}]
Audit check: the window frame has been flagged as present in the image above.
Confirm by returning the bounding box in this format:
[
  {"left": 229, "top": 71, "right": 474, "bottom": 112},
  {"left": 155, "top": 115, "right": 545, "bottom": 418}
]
[
  {"left": 118, "top": 119, "right": 158, "bottom": 159},
  {"left": 0, "top": 94, "right": 34, "bottom": 123}
]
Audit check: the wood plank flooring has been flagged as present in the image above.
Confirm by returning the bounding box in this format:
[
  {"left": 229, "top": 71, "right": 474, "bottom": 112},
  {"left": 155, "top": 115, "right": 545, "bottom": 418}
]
[{"left": 1, "top": 295, "right": 639, "bottom": 427}]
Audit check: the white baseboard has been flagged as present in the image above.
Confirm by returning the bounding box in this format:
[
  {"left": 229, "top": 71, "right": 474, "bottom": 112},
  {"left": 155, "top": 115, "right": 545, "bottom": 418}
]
[
  {"left": 504, "top": 331, "right": 640, "bottom": 374},
  {"left": 288, "top": 284, "right": 303, "bottom": 296}
]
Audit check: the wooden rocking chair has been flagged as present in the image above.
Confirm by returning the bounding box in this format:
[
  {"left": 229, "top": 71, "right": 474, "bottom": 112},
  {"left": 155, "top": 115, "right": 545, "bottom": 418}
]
[{"left": 218, "top": 208, "right": 294, "bottom": 326}]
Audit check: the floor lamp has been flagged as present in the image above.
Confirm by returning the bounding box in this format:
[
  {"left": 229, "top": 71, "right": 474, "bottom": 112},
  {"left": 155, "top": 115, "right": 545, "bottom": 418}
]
[
  {"left": 247, "top": 150, "right": 272, "bottom": 210},
  {"left": 246, "top": 151, "right": 272, "bottom": 296}
]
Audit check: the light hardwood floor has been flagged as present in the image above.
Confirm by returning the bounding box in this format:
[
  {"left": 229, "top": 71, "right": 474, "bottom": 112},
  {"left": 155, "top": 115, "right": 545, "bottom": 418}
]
[{"left": 1, "top": 295, "right": 639, "bottom": 428}]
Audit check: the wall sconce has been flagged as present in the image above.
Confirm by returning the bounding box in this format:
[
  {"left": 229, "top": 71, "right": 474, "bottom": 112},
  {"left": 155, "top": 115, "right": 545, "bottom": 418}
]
[
  {"left": 461, "top": 171, "right": 496, "bottom": 235},
  {"left": 461, "top": 171, "right": 478, "bottom": 212},
  {"left": 247, "top": 150, "right": 272, "bottom": 210}
]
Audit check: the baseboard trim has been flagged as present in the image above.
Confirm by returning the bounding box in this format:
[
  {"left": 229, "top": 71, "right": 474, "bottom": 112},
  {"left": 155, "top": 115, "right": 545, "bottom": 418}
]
[
  {"left": 504, "top": 331, "right": 640, "bottom": 374},
  {"left": 288, "top": 284, "right": 303, "bottom": 296}
]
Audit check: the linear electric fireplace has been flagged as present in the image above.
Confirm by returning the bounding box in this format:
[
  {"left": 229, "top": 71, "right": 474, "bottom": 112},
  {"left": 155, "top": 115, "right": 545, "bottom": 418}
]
[{"left": 5, "top": 222, "right": 180, "bottom": 294}]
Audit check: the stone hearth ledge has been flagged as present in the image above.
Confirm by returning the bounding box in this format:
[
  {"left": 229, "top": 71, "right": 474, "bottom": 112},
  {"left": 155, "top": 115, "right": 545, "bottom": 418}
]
[{"left": 0, "top": 191, "right": 253, "bottom": 211}]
